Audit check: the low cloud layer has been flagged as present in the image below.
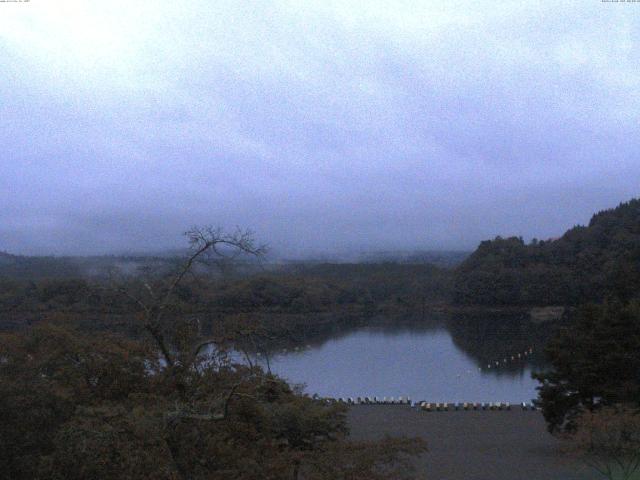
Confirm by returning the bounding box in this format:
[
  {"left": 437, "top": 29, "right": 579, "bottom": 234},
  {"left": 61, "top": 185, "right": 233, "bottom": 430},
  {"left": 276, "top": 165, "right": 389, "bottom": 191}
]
[{"left": 1, "top": 1, "right": 638, "bottom": 256}]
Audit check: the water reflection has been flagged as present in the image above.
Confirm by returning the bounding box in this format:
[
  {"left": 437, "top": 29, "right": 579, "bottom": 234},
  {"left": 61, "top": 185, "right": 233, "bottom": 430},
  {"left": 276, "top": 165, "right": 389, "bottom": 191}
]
[{"left": 258, "top": 313, "right": 554, "bottom": 403}]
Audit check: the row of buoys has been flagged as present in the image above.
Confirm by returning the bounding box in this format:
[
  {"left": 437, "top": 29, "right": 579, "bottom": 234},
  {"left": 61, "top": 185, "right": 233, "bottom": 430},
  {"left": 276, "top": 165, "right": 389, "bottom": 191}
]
[
  {"left": 336, "top": 396, "right": 412, "bottom": 405},
  {"left": 328, "top": 398, "right": 537, "bottom": 411},
  {"left": 449, "top": 347, "right": 536, "bottom": 381},
  {"left": 482, "top": 347, "right": 534, "bottom": 371},
  {"left": 417, "top": 401, "right": 536, "bottom": 411}
]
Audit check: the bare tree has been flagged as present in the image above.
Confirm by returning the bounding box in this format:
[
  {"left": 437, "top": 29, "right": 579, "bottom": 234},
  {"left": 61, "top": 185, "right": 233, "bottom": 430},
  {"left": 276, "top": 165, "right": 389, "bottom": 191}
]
[
  {"left": 564, "top": 405, "right": 640, "bottom": 480},
  {"left": 111, "top": 226, "right": 266, "bottom": 369},
  {"left": 107, "top": 227, "right": 268, "bottom": 426}
]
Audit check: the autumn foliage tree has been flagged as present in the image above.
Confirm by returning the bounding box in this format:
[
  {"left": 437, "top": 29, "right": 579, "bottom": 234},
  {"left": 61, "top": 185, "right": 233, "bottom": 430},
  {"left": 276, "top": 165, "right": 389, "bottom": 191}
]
[{"left": 0, "top": 227, "right": 426, "bottom": 480}]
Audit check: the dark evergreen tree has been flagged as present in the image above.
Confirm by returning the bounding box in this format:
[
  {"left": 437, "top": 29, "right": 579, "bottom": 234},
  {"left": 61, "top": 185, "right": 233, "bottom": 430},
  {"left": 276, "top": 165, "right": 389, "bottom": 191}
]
[{"left": 534, "top": 301, "right": 640, "bottom": 433}]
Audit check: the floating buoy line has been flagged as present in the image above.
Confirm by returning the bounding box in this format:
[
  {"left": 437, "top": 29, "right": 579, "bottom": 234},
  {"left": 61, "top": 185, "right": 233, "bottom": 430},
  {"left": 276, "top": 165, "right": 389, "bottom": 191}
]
[
  {"left": 257, "top": 345, "right": 539, "bottom": 411},
  {"left": 316, "top": 346, "right": 539, "bottom": 411},
  {"left": 325, "top": 397, "right": 538, "bottom": 411},
  {"left": 443, "top": 346, "right": 536, "bottom": 383},
  {"left": 483, "top": 346, "right": 534, "bottom": 369}
]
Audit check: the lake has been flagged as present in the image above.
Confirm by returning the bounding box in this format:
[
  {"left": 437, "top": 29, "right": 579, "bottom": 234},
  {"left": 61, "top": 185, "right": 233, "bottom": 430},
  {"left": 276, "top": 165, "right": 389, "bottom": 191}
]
[{"left": 260, "top": 314, "right": 548, "bottom": 404}]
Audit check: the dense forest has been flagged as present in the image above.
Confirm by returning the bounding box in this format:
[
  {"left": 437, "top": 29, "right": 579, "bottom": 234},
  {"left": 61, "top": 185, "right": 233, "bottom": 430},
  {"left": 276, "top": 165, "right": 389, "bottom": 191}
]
[
  {"left": 4, "top": 198, "right": 640, "bottom": 323},
  {"left": 447, "top": 198, "right": 640, "bottom": 445},
  {"left": 0, "top": 250, "right": 466, "bottom": 281},
  {"left": 0, "top": 228, "right": 429, "bottom": 480},
  {"left": 453, "top": 198, "right": 640, "bottom": 306},
  {"left": 0, "top": 262, "right": 452, "bottom": 338}
]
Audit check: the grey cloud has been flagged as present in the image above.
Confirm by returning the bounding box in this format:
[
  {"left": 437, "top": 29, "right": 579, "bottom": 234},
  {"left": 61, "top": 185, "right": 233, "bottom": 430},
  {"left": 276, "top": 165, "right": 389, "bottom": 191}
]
[{"left": 0, "top": 0, "right": 638, "bottom": 256}]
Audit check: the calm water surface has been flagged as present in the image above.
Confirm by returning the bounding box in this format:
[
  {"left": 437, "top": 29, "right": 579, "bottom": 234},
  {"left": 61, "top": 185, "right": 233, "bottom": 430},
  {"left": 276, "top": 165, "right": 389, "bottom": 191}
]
[{"left": 263, "top": 318, "right": 545, "bottom": 403}]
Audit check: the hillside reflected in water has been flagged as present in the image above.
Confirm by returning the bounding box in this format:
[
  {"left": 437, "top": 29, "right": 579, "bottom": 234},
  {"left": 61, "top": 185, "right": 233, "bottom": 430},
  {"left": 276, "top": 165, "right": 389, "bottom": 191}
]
[{"left": 261, "top": 313, "right": 554, "bottom": 403}]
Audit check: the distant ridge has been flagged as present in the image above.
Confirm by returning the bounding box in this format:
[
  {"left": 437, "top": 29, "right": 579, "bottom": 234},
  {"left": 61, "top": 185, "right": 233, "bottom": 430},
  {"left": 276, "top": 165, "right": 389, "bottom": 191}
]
[{"left": 453, "top": 198, "right": 640, "bottom": 306}]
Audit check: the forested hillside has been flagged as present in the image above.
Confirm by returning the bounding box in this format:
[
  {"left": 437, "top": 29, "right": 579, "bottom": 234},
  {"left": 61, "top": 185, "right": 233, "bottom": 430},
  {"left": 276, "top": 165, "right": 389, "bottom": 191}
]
[
  {"left": 0, "top": 252, "right": 83, "bottom": 279},
  {"left": 453, "top": 199, "right": 640, "bottom": 306}
]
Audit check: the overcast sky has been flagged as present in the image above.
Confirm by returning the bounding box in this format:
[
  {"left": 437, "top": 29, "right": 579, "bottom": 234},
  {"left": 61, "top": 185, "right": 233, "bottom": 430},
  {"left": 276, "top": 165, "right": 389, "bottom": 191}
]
[{"left": 1, "top": 0, "right": 638, "bottom": 256}]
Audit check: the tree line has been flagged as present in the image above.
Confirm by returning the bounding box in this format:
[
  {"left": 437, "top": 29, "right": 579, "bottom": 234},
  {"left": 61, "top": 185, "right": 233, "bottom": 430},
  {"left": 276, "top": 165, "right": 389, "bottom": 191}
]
[{"left": 453, "top": 198, "right": 640, "bottom": 306}]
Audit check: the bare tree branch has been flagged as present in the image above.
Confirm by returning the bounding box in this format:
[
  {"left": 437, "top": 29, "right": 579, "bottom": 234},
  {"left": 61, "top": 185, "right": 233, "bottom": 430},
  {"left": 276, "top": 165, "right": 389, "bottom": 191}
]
[{"left": 109, "top": 226, "right": 266, "bottom": 370}]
